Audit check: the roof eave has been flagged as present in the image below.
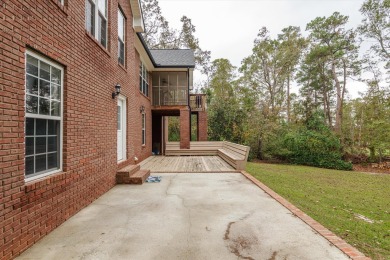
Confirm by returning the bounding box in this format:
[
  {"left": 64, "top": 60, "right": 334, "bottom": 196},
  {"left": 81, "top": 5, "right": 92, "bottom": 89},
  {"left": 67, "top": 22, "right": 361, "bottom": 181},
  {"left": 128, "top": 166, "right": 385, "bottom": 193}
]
[
  {"left": 130, "top": 0, "right": 144, "bottom": 32},
  {"left": 136, "top": 33, "right": 195, "bottom": 69}
]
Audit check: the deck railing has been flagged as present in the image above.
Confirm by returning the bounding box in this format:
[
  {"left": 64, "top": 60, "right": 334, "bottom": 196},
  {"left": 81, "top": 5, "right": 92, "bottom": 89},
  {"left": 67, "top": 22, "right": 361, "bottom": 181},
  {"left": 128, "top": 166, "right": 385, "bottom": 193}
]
[{"left": 190, "top": 94, "right": 207, "bottom": 111}]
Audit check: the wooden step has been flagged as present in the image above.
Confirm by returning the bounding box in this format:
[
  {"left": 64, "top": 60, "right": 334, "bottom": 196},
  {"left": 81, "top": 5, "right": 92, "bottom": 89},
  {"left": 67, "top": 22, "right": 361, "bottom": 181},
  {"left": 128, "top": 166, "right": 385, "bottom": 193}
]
[
  {"left": 116, "top": 165, "right": 141, "bottom": 184},
  {"left": 129, "top": 170, "right": 150, "bottom": 185}
]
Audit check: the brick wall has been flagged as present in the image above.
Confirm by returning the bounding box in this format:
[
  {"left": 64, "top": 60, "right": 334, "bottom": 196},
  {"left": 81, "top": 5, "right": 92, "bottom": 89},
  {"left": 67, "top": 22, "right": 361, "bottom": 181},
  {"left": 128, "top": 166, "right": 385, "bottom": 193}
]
[{"left": 0, "top": 0, "right": 152, "bottom": 258}]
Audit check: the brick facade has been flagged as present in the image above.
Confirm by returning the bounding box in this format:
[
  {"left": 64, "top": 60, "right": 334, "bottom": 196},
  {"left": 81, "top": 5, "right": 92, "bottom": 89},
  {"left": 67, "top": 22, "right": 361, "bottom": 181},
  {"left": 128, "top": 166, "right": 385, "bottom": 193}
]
[{"left": 0, "top": 0, "right": 154, "bottom": 258}]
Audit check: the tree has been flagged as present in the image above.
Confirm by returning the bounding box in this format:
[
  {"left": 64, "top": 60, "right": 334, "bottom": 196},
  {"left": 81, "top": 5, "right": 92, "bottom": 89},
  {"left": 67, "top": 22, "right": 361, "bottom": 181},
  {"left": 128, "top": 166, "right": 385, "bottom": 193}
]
[
  {"left": 358, "top": 0, "right": 390, "bottom": 70},
  {"left": 306, "top": 12, "right": 361, "bottom": 136},
  {"left": 207, "top": 59, "right": 244, "bottom": 142},
  {"left": 240, "top": 27, "right": 288, "bottom": 119},
  {"left": 277, "top": 26, "right": 307, "bottom": 122},
  {"left": 141, "top": 0, "right": 211, "bottom": 75}
]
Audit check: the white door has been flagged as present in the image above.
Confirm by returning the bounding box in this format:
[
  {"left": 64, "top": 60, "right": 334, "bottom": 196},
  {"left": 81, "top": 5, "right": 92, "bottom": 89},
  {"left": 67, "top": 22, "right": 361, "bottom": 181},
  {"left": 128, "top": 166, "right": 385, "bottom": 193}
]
[{"left": 117, "top": 98, "right": 126, "bottom": 161}]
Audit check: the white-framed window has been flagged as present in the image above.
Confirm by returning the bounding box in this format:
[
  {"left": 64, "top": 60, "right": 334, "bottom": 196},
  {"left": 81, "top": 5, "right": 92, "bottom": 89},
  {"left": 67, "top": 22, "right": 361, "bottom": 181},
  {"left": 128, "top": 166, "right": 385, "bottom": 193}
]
[
  {"left": 25, "top": 51, "right": 63, "bottom": 180},
  {"left": 142, "top": 113, "right": 146, "bottom": 145},
  {"left": 118, "top": 8, "right": 125, "bottom": 66},
  {"left": 139, "top": 62, "right": 149, "bottom": 96},
  {"left": 85, "top": 0, "right": 108, "bottom": 48}
]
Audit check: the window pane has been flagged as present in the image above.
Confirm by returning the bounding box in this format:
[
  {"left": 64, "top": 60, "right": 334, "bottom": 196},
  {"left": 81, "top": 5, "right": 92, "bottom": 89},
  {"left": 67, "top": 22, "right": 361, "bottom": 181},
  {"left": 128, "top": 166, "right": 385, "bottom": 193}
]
[
  {"left": 98, "top": 15, "right": 107, "bottom": 47},
  {"left": 86, "top": 0, "right": 95, "bottom": 35},
  {"left": 27, "top": 55, "right": 39, "bottom": 76},
  {"left": 40, "top": 61, "right": 50, "bottom": 81},
  {"left": 118, "top": 40, "right": 124, "bottom": 65},
  {"left": 39, "top": 79, "right": 50, "bottom": 98},
  {"left": 25, "top": 156, "right": 34, "bottom": 176},
  {"left": 51, "top": 67, "right": 61, "bottom": 85},
  {"left": 48, "top": 153, "right": 58, "bottom": 169},
  {"left": 48, "top": 120, "right": 59, "bottom": 135},
  {"left": 152, "top": 73, "right": 159, "bottom": 86},
  {"left": 39, "top": 98, "right": 50, "bottom": 115},
  {"left": 36, "top": 137, "right": 46, "bottom": 154},
  {"left": 26, "top": 137, "right": 34, "bottom": 155},
  {"left": 178, "top": 72, "right": 187, "bottom": 87},
  {"left": 26, "top": 118, "right": 35, "bottom": 136},
  {"left": 48, "top": 137, "right": 57, "bottom": 152},
  {"left": 26, "top": 95, "right": 38, "bottom": 114},
  {"left": 26, "top": 75, "right": 39, "bottom": 95},
  {"left": 51, "top": 101, "right": 60, "bottom": 116},
  {"left": 118, "top": 10, "right": 124, "bottom": 40},
  {"left": 51, "top": 84, "right": 61, "bottom": 100},
  {"left": 98, "top": 0, "right": 106, "bottom": 16},
  {"left": 35, "top": 154, "right": 47, "bottom": 172},
  {"left": 36, "top": 119, "right": 47, "bottom": 135}
]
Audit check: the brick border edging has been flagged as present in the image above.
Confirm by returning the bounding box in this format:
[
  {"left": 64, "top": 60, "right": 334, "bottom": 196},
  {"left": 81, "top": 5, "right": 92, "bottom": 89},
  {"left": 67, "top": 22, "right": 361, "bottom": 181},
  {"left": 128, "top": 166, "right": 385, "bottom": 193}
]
[{"left": 240, "top": 171, "right": 371, "bottom": 260}]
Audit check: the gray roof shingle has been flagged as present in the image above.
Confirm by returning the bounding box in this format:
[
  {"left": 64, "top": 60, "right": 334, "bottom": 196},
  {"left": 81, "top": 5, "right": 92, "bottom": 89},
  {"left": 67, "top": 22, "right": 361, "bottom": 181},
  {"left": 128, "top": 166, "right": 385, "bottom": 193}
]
[{"left": 149, "top": 49, "right": 195, "bottom": 68}]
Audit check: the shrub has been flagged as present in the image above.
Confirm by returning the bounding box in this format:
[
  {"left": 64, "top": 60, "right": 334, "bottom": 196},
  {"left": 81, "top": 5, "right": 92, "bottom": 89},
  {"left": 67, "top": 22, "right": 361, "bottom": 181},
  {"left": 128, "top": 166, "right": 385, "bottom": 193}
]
[{"left": 283, "top": 113, "right": 353, "bottom": 171}]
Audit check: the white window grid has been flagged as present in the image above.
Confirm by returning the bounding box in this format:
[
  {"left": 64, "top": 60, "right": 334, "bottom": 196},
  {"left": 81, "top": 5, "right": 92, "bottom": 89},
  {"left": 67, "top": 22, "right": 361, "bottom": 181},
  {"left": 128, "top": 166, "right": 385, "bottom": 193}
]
[
  {"left": 118, "top": 8, "right": 125, "bottom": 65},
  {"left": 139, "top": 62, "right": 149, "bottom": 96},
  {"left": 25, "top": 50, "right": 64, "bottom": 181},
  {"left": 86, "top": 0, "right": 108, "bottom": 48}
]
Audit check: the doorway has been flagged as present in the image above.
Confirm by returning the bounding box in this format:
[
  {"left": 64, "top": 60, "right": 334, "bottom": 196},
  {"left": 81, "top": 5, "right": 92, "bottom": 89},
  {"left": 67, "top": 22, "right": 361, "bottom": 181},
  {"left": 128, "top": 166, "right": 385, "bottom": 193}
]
[{"left": 117, "top": 97, "right": 126, "bottom": 161}]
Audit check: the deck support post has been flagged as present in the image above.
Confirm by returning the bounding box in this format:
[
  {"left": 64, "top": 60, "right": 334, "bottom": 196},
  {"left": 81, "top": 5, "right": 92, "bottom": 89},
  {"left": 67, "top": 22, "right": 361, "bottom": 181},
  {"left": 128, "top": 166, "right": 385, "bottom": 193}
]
[{"left": 180, "top": 108, "right": 190, "bottom": 149}]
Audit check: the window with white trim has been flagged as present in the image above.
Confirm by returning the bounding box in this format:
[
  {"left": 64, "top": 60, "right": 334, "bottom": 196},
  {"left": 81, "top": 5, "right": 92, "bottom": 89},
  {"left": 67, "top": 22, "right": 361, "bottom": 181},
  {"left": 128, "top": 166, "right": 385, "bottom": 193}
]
[
  {"left": 139, "top": 62, "right": 149, "bottom": 96},
  {"left": 25, "top": 52, "right": 63, "bottom": 179},
  {"left": 118, "top": 8, "right": 125, "bottom": 66},
  {"left": 142, "top": 113, "right": 146, "bottom": 145},
  {"left": 85, "top": 0, "right": 108, "bottom": 48}
]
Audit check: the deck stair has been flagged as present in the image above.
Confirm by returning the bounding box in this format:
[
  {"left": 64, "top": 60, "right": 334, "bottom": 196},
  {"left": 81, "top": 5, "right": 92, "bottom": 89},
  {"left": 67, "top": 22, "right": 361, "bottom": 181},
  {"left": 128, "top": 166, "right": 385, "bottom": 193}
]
[{"left": 116, "top": 165, "right": 150, "bottom": 185}]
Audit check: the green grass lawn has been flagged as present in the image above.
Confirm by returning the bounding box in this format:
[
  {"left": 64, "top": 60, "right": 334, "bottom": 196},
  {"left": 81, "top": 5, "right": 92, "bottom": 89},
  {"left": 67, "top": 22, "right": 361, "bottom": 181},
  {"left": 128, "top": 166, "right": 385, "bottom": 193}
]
[{"left": 246, "top": 162, "right": 390, "bottom": 260}]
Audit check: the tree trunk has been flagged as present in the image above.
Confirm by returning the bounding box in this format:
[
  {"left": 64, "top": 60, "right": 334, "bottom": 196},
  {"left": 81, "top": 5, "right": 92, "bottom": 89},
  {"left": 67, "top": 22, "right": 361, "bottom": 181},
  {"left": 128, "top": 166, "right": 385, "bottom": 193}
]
[
  {"left": 369, "top": 147, "right": 376, "bottom": 162},
  {"left": 287, "top": 75, "right": 290, "bottom": 123},
  {"left": 332, "top": 61, "right": 343, "bottom": 135},
  {"left": 257, "top": 137, "right": 263, "bottom": 160}
]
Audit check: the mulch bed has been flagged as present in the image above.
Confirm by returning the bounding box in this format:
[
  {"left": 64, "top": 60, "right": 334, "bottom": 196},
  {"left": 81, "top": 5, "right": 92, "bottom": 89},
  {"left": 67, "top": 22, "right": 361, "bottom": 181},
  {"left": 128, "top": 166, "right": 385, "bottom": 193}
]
[
  {"left": 251, "top": 160, "right": 390, "bottom": 175},
  {"left": 353, "top": 164, "right": 390, "bottom": 175}
]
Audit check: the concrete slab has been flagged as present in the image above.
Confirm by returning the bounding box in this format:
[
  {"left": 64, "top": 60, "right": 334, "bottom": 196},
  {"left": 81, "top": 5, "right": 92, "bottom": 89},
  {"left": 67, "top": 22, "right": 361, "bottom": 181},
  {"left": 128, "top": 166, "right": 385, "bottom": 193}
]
[{"left": 16, "top": 173, "right": 349, "bottom": 260}]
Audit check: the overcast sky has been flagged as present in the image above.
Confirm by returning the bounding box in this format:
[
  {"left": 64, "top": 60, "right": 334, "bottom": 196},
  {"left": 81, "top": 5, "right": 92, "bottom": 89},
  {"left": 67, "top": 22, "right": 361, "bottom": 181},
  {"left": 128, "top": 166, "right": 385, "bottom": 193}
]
[{"left": 158, "top": 0, "right": 368, "bottom": 97}]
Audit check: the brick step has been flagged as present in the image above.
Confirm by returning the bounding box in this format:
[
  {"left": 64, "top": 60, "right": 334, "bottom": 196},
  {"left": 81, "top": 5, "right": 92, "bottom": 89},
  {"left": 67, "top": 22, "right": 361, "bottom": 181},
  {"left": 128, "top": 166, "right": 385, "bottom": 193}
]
[
  {"left": 118, "top": 164, "right": 140, "bottom": 175},
  {"left": 116, "top": 165, "right": 141, "bottom": 184},
  {"left": 129, "top": 170, "right": 150, "bottom": 185}
]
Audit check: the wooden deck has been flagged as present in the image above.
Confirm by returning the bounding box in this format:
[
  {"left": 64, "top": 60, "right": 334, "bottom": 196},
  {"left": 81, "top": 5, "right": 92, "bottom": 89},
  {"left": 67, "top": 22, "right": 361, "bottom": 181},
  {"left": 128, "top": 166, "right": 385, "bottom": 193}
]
[{"left": 140, "top": 156, "right": 237, "bottom": 173}]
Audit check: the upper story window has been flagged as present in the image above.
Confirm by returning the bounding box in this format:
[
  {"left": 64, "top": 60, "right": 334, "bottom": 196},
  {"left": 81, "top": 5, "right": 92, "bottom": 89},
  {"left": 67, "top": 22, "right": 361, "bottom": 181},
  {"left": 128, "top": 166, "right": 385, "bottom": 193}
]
[
  {"left": 25, "top": 51, "right": 63, "bottom": 180},
  {"left": 86, "top": 0, "right": 108, "bottom": 48},
  {"left": 118, "top": 9, "right": 125, "bottom": 66},
  {"left": 139, "top": 62, "right": 149, "bottom": 97}
]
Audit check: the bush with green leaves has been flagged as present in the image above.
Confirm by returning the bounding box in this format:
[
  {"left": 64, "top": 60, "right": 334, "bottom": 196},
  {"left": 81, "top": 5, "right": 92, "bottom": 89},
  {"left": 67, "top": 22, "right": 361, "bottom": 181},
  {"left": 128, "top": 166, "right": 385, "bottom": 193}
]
[{"left": 283, "top": 113, "right": 353, "bottom": 170}]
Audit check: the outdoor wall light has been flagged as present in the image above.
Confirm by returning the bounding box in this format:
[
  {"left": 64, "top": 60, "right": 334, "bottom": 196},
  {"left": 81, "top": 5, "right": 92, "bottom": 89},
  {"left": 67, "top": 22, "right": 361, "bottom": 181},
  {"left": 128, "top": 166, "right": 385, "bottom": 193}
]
[
  {"left": 112, "top": 84, "right": 121, "bottom": 99},
  {"left": 139, "top": 105, "right": 145, "bottom": 113}
]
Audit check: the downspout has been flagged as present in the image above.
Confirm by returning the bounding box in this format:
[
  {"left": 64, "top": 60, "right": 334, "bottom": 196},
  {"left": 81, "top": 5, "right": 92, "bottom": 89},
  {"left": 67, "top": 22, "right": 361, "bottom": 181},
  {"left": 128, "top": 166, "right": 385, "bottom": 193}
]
[{"left": 187, "top": 67, "right": 191, "bottom": 142}]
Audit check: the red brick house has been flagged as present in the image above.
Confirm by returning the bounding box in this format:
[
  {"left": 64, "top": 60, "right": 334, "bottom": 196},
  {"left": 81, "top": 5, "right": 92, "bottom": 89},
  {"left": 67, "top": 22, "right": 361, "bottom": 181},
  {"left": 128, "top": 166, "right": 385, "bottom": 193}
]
[{"left": 0, "top": 0, "right": 207, "bottom": 258}]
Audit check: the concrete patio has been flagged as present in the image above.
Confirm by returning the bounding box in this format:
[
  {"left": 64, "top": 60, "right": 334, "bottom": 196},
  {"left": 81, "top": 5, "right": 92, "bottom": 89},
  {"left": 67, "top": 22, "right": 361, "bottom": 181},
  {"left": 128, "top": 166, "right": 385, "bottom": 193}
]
[{"left": 16, "top": 173, "right": 349, "bottom": 260}]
